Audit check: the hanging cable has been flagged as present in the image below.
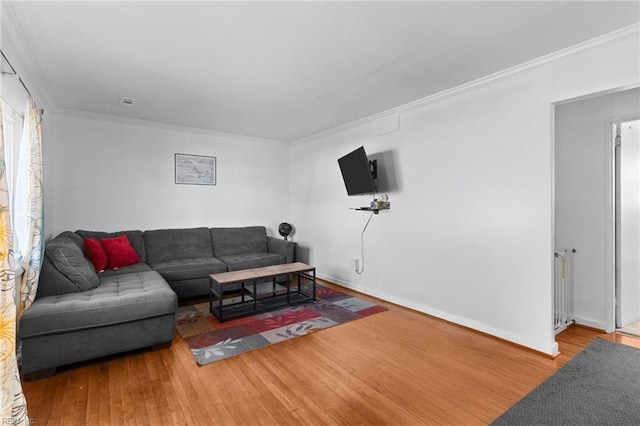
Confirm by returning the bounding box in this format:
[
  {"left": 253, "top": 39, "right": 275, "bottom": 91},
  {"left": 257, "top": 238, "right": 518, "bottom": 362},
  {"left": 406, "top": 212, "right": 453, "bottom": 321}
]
[{"left": 355, "top": 211, "right": 374, "bottom": 275}]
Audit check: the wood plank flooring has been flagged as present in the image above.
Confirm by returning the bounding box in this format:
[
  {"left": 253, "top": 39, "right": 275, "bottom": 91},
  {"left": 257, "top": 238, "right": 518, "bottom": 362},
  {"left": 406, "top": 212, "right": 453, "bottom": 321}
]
[{"left": 21, "top": 280, "right": 640, "bottom": 425}]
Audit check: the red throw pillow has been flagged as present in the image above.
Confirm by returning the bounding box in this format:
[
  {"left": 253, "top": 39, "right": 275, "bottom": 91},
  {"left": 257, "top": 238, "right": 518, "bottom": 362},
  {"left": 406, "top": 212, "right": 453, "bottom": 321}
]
[
  {"left": 100, "top": 234, "right": 141, "bottom": 269},
  {"left": 83, "top": 237, "right": 108, "bottom": 272}
]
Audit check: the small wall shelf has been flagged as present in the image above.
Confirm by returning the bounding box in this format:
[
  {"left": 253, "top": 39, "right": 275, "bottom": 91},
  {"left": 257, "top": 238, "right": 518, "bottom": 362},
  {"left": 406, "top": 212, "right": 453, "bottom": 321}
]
[{"left": 350, "top": 207, "right": 390, "bottom": 215}]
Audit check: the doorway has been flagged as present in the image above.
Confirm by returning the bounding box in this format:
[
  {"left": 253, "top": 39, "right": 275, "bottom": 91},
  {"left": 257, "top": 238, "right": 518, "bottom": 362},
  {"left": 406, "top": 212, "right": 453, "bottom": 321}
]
[
  {"left": 615, "top": 118, "right": 640, "bottom": 336},
  {"left": 554, "top": 86, "right": 640, "bottom": 335}
]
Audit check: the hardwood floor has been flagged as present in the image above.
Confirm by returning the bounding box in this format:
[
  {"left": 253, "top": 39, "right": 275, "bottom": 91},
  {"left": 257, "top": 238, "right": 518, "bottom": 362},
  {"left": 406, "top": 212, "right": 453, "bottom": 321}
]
[{"left": 21, "top": 280, "right": 640, "bottom": 425}]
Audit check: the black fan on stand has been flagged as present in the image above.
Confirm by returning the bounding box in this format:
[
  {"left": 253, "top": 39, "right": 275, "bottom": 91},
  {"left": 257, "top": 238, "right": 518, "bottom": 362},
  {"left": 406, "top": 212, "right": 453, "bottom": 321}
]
[{"left": 278, "top": 222, "right": 293, "bottom": 240}]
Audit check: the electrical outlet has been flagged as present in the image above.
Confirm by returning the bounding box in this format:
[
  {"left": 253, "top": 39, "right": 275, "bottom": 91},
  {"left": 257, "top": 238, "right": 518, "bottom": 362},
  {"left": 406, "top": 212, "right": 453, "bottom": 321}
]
[{"left": 352, "top": 257, "right": 360, "bottom": 271}]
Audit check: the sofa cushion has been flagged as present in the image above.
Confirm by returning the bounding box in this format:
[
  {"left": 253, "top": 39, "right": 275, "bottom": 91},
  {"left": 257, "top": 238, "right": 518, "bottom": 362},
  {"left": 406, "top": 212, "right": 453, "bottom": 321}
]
[
  {"left": 20, "top": 270, "right": 177, "bottom": 338},
  {"left": 150, "top": 257, "right": 227, "bottom": 282},
  {"left": 99, "top": 262, "right": 152, "bottom": 278},
  {"left": 210, "top": 226, "right": 268, "bottom": 256},
  {"left": 57, "top": 230, "right": 84, "bottom": 247},
  {"left": 36, "top": 257, "right": 85, "bottom": 298},
  {"left": 145, "top": 227, "right": 214, "bottom": 263},
  {"left": 217, "top": 252, "right": 285, "bottom": 272},
  {"left": 76, "top": 230, "right": 146, "bottom": 262},
  {"left": 44, "top": 235, "right": 99, "bottom": 292},
  {"left": 101, "top": 235, "right": 141, "bottom": 268},
  {"left": 83, "top": 238, "right": 108, "bottom": 272},
  {"left": 267, "top": 237, "right": 295, "bottom": 264}
]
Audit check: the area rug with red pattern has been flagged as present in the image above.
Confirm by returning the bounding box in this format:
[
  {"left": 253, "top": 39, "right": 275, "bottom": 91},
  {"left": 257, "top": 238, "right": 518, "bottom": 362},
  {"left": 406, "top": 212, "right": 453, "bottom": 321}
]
[{"left": 175, "top": 284, "right": 387, "bottom": 365}]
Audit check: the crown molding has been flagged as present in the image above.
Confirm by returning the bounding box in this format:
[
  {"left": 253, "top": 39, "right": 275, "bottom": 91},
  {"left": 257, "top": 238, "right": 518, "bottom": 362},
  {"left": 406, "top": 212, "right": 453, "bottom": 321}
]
[
  {"left": 56, "top": 108, "right": 290, "bottom": 147},
  {"left": 552, "top": 83, "right": 640, "bottom": 107},
  {"left": 293, "top": 23, "right": 640, "bottom": 146}
]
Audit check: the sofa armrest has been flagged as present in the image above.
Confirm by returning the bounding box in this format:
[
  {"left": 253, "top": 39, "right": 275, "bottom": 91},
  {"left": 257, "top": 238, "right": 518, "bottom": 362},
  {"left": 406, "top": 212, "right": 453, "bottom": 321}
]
[{"left": 267, "top": 237, "right": 295, "bottom": 263}]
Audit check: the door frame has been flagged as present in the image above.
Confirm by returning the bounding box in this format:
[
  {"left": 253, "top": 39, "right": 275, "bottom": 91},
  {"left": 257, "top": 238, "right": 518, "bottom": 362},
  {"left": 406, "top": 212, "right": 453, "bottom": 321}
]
[{"left": 606, "top": 114, "right": 640, "bottom": 332}]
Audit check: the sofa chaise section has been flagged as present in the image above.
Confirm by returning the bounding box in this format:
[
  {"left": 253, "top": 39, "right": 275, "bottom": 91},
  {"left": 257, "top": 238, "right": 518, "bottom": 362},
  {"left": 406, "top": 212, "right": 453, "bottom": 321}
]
[{"left": 19, "top": 233, "right": 177, "bottom": 378}]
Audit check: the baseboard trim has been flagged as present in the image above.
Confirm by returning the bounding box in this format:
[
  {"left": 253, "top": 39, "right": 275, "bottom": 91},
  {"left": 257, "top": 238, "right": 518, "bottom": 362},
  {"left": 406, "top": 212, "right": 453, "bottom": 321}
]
[
  {"left": 317, "top": 276, "right": 559, "bottom": 359},
  {"left": 572, "top": 316, "right": 607, "bottom": 332}
]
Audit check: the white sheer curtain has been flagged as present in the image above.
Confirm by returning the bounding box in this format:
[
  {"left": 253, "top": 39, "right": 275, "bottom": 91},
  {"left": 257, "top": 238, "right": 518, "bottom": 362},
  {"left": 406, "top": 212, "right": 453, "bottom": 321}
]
[
  {"left": 14, "top": 97, "right": 43, "bottom": 315},
  {"left": 0, "top": 103, "right": 30, "bottom": 426}
]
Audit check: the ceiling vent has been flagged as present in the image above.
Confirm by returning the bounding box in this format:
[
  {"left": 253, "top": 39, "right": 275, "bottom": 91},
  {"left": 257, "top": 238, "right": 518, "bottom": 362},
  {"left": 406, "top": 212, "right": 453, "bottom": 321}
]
[{"left": 120, "top": 97, "right": 136, "bottom": 106}]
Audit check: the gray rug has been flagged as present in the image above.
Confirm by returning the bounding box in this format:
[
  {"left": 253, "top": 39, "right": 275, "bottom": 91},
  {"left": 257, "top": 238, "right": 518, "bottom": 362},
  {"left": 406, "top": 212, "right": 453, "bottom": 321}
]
[{"left": 491, "top": 338, "right": 640, "bottom": 425}]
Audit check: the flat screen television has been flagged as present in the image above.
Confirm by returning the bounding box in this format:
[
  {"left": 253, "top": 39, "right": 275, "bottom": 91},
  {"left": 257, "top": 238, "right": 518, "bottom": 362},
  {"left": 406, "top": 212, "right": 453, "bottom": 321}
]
[{"left": 338, "top": 146, "right": 377, "bottom": 196}]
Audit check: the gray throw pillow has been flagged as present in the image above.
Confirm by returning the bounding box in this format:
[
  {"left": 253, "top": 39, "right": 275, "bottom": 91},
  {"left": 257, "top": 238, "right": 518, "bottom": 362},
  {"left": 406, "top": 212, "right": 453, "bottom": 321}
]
[{"left": 45, "top": 237, "right": 99, "bottom": 291}]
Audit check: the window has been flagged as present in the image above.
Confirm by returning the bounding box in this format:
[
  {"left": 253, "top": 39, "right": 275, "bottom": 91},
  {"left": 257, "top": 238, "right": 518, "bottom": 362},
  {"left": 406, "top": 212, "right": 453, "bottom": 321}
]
[
  {"left": 2, "top": 100, "right": 22, "bottom": 197},
  {"left": 1, "top": 96, "right": 26, "bottom": 259}
]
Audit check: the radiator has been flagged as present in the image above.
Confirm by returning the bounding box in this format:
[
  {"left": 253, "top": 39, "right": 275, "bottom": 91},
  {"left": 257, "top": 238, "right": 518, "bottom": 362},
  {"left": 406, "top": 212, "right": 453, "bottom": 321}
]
[{"left": 554, "top": 249, "right": 575, "bottom": 334}]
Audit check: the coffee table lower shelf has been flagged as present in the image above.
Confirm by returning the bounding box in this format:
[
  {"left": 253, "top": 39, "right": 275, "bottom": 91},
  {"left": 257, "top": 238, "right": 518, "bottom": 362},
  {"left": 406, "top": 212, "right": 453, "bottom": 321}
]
[{"left": 209, "top": 262, "right": 316, "bottom": 322}]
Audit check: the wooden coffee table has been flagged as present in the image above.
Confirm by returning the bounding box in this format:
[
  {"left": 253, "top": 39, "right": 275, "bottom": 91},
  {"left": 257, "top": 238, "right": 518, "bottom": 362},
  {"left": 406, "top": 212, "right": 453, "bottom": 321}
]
[{"left": 209, "top": 262, "right": 316, "bottom": 322}]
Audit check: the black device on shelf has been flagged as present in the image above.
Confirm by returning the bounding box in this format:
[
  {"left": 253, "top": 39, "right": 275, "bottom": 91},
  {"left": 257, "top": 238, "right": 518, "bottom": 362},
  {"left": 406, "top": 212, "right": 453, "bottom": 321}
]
[{"left": 337, "top": 146, "right": 377, "bottom": 196}]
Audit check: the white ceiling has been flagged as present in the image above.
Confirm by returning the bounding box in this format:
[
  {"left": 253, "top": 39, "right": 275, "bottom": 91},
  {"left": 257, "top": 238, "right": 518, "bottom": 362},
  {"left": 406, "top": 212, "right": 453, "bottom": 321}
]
[{"left": 3, "top": 1, "right": 640, "bottom": 142}]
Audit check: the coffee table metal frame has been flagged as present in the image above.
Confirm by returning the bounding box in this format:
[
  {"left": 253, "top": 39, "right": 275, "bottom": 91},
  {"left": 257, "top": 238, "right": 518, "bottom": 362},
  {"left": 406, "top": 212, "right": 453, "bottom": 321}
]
[{"left": 209, "top": 262, "right": 316, "bottom": 322}]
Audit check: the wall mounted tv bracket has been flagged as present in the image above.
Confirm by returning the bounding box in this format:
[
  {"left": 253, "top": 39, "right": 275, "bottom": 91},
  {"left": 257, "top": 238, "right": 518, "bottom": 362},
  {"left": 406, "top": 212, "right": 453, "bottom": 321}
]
[{"left": 369, "top": 160, "right": 377, "bottom": 179}]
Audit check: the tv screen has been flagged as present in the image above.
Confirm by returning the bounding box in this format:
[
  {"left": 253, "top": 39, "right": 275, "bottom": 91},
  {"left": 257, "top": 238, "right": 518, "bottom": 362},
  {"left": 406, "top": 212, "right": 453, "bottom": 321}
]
[{"left": 338, "top": 146, "right": 376, "bottom": 196}]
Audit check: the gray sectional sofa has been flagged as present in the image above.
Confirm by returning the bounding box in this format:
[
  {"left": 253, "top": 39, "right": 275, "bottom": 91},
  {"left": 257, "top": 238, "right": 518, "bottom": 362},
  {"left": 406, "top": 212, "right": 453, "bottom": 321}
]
[{"left": 19, "top": 226, "right": 295, "bottom": 379}]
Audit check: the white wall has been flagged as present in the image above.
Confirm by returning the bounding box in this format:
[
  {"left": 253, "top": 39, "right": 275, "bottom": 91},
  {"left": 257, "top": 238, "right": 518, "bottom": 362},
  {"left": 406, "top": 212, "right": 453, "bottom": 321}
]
[
  {"left": 46, "top": 113, "right": 292, "bottom": 237},
  {"left": 555, "top": 89, "right": 640, "bottom": 330},
  {"left": 292, "top": 32, "right": 640, "bottom": 355}
]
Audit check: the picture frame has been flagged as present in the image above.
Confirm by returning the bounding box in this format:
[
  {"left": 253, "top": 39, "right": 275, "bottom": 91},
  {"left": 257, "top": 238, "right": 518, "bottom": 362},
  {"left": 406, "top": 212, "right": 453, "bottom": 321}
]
[{"left": 175, "top": 153, "right": 216, "bottom": 186}]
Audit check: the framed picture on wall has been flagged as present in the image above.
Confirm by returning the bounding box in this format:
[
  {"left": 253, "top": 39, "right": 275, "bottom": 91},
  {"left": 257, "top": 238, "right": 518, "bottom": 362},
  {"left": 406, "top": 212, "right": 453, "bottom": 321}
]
[{"left": 175, "top": 153, "right": 217, "bottom": 185}]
